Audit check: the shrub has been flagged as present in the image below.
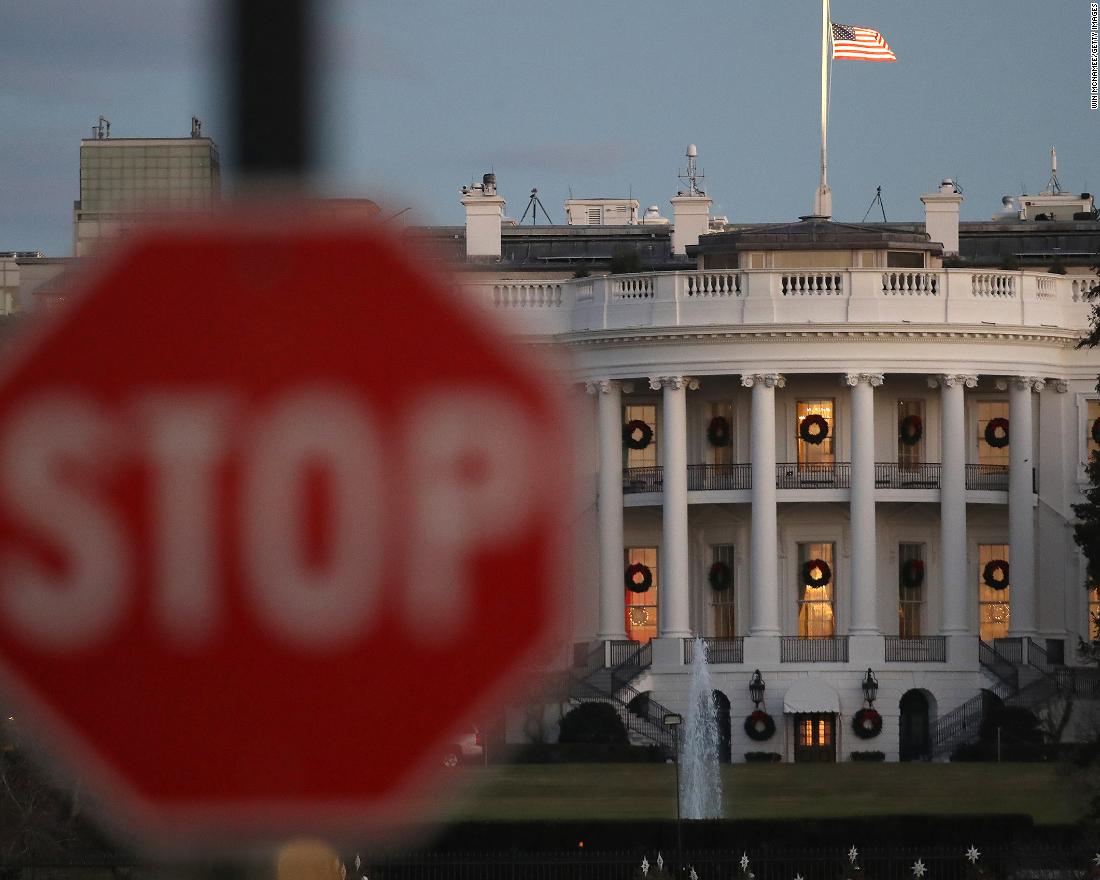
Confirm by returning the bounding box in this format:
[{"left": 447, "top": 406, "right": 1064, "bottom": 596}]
[
  {"left": 558, "top": 702, "right": 628, "bottom": 745},
  {"left": 744, "top": 751, "right": 782, "bottom": 763},
  {"left": 850, "top": 750, "right": 885, "bottom": 762},
  {"left": 1048, "top": 261, "right": 1068, "bottom": 275},
  {"left": 514, "top": 742, "right": 664, "bottom": 763}
]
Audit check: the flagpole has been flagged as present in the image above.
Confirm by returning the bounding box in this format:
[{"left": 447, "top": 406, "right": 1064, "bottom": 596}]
[{"left": 813, "top": 0, "right": 832, "bottom": 217}]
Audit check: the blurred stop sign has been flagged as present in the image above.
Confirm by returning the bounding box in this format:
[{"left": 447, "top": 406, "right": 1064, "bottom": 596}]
[{"left": 0, "top": 214, "right": 569, "bottom": 844}]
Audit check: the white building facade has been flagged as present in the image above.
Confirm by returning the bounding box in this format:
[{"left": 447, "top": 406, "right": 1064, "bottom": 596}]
[{"left": 459, "top": 195, "right": 1100, "bottom": 763}]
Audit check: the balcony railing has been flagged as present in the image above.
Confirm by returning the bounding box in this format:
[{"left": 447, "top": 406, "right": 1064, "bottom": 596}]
[
  {"left": 885, "top": 635, "right": 947, "bottom": 662},
  {"left": 964, "top": 464, "right": 1009, "bottom": 491},
  {"left": 624, "top": 462, "right": 1020, "bottom": 495},
  {"left": 623, "top": 466, "right": 662, "bottom": 494},
  {"left": 683, "top": 637, "right": 744, "bottom": 664},
  {"left": 687, "top": 464, "right": 752, "bottom": 491},
  {"left": 780, "top": 636, "right": 849, "bottom": 663},
  {"left": 776, "top": 462, "right": 850, "bottom": 489},
  {"left": 875, "top": 462, "right": 941, "bottom": 489}
]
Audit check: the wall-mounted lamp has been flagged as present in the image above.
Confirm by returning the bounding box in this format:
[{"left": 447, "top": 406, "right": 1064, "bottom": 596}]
[{"left": 749, "top": 669, "right": 766, "bottom": 707}]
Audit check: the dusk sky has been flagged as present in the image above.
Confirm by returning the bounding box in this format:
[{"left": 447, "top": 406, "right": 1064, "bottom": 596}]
[{"left": 2, "top": 1, "right": 1098, "bottom": 255}]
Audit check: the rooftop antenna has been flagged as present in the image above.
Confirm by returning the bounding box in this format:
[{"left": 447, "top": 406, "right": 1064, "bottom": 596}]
[
  {"left": 191, "top": 116, "right": 203, "bottom": 138},
  {"left": 519, "top": 188, "right": 554, "bottom": 225},
  {"left": 93, "top": 115, "right": 110, "bottom": 139},
  {"left": 1046, "top": 146, "right": 1063, "bottom": 193},
  {"left": 861, "top": 185, "right": 887, "bottom": 222},
  {"left": 678, "top": 144, "right": 705, "bottom": 196}
]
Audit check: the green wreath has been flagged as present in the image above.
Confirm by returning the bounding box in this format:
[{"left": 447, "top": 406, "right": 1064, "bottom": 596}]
[
  {"left": 625, "top": 562, "right": 653, "bottom": 593},
  {"left": 799, "top": 414, "right": 829, "bottom": 445},
  {"left": 852, "top": 707, "right": 882, "bottom": 739},
  {"left": 802, "top": 558, "right": 832, "bottom": 588},
  {"left": 706, "top": 415, "right": 732, "bottom": 447},
  {"left": 900, "top": 558, "right": 925, "bottom": 589},
  {"left": 744, "top": 709, "right": 776, "bottom": 741},
  {"left": 708, "top": 560, "right": 732, "bottom": 592},
  {"left": 983, "top": 417, "right": 1010, "bottom": 449},
  {"left": 623, "top": 419, "right": 653, "bottom": 450},
  {"left": 982, "top": 559, "right": 1010, "bottom": 591},
  {"left": 898, "top": 414, "right": 923, "bottom": 446}
]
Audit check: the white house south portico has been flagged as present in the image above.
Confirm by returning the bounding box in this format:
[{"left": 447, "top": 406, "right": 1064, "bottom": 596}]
[{"left": 449, "top": 157, "right": 1100, "bottom": 762}]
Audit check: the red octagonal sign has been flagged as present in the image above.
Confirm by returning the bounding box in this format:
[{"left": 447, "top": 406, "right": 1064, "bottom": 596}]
[{"left": 0, "top": 214, "right": 570, "bottom": 845}]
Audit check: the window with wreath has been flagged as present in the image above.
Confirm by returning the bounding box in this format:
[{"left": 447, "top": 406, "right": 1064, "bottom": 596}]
[
  {"left": 624, "top": 546, "right": 658, "bottom": 644},
  {"left": 1089, "top": 584, "right": 1100, "bottom": 642},
  {"left": 706, "top": 401, "right": 734, "bottom": 465},
  {"left": 898, "top": 542, "right": 925, "bottom": 638},
  {"left": 977, "top": 401, "right": 1010, "bottom": 466},
  {"left": 709, "top": 544, "right": 735, "bottom": 637},
  {"left": 897, "top": 399, "right": 925, "bottom": 468},
  {"left": 623, "top": 404, "right": 658, "bottom": 468},
  {"left": 1087, "top": 400, "right": 1100, "bottom": 460},
  {"left": 798, "top": 542, "right": 836, "bottom": 637},
  {"left": 978, "top": 543, "right": 1010, "bottom": 641},
  {"left": 796, "top": 400, "right": 834, "bottom": 465}
]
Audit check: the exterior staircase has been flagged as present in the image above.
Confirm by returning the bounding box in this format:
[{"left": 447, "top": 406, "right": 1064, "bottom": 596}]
[
  {"left": 568, "top": 640, "right": 679, "bottom": 751},
  {"left": 931, "top": 637, "right": 1093, "bottom": 758}
]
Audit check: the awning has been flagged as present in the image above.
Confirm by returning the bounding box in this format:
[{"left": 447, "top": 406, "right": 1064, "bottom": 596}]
[{"left": 782, "top": 678, "right": 840, "bottom": 714}]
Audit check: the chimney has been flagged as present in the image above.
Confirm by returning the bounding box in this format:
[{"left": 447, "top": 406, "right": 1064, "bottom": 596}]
[
  {"left": 670, "top": 195, "right": 712, "bottom": 255},
  {"left": 461, "top": 173, "right": 506, "bottom": 259},
  {"left": 921, "top": 178, "right": 963, "bottom": 255}
]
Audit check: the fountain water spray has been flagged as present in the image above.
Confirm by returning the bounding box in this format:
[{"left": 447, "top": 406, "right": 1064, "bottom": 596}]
[{"left": 679, "top": 637, "right": 722, "bottom": 819}]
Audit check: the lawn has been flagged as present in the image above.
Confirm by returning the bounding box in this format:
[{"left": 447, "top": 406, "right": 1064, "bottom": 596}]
[{"left": 438, "top": 763, "right": 1089, "bottom": 826}]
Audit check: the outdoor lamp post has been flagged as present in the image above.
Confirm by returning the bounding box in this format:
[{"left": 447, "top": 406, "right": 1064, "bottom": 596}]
[
  {"left": 663, "top": 712, "right": 683, "bottom": 874},
  {"left": 861, "top": 668, "right": 879, "bottom": 705},
  {"left": 748, "top": 669, "right": 766, "bottom": 707}
]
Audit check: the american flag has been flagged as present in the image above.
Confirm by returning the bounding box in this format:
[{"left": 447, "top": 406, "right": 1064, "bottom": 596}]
[{"left": 831, "top": 22, "right": 896, "bottom": 61}]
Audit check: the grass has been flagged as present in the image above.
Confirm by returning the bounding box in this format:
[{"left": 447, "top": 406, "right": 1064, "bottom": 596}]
[{"left": 437, "top": 763, "right": 1089, "bottom": 826}]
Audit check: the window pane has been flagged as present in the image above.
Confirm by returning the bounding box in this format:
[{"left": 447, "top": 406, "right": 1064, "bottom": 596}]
[
  {"left": 977, "top": 401, "right": 1010, "bottom": 466},
  {"left": 710, "top": 544, "right": 735, "bottom": 637},
  {"left": 978, "top": 543, "right": 1010, "bottom": 640},
  {"left": 898, "top": 542, "right": 924, "bottom": 637},
  {"left": 1088, "top": 400, "right": 1100, "bottom": 458},
  {"left": 625, "top": 547, "right": 658, "bottom": 643},
  {"left": 624, "top": 404, "right": 658, "bottom": 468},
  {"left": 797, "top": 400, "right": 835, "bottom": 465},
  {"left": 798, "top": 542, "right": 836, "bottom": 636},
  {"left": 897, "top": 399, "right": 925, "bottom": 467},
  {"left": 707, "top": 401, "right": 734, "bottom": 465}
]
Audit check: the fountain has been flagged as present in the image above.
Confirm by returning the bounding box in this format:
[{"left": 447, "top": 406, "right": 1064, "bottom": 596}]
[{"left": 679, "top": 637, "right": 723, "bottom": 819}]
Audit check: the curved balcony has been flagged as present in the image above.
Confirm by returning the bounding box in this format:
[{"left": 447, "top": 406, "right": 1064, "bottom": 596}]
[{"left": 467, "top": 269, "right": 1088, "bottom": 337}]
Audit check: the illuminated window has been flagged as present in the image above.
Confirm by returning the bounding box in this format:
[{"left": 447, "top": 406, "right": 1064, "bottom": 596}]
[
  {"left": 897, "top": 399, "right": 925, "bottom": 468},
  {"left": 1087, "top": 400, "right": 1100, "bottom": 459},
  {"left": 798, "top": 542, "right": 835, "bottom": 637},
  {"left": 1089, "top": 585, "right": 1100, "bottom": 641},
  {"left": 706, "top": 401, "right": 734, "bottom": 466},
  {"left": 710, "top": 545, "right": 735, "bottom": 637},
  {"left": 624, "top": 404, "right": 658, "bottom": 469},
  {"left": 796, "top": 400, "right": 835, "bottom": 465},
  {"left": 977, "top": 401, "right": 1009, "bottom": 466},
  {"left": 625, "top": 547, "right": 658, "bottom": 644},
  {"left": 898, "top": 542, "right": 924, "bottom": 638},
  {"left": 978, "top": 543, "right": 1010, "bottom": 640}
]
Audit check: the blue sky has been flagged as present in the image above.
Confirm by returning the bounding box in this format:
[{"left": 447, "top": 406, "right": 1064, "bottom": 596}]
[{"left": 2, "top": 1, "right": 1097, "bottom": 255}]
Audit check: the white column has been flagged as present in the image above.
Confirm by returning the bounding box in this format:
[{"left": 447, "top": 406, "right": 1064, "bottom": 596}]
[
  {"left": 587, "top": 379, "right": 628, "bottom": 640},
  {"left": 932, "top": 374, "right": 977, "bottom": 634},
  {"left": 1007, "top": 376, "right": 1042, "bottom": 636},
  {"left": 846, "top": 373, "right": 884, "bottom": 634},
  {"left": 650, "top": 376, "right": 696, "bottom": 638},
  {"left": 742, "top": 373, "right": 785, "bottom": 636}
]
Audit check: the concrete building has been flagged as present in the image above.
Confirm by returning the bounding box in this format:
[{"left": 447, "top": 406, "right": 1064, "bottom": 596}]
[
  {"left": 435, "top": 151, "right": 1100, "bottom": 762},
  {"left": 72, "top": 117, "right": 220, "bottom": 256}
]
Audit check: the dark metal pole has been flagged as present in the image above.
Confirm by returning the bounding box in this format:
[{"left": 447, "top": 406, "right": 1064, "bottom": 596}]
[
  {"left": 229, "top": 0, "right": 315, "bottom": 177},
  {"left": 674, "top": 733, "right": 682, "bottom": 876}
]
